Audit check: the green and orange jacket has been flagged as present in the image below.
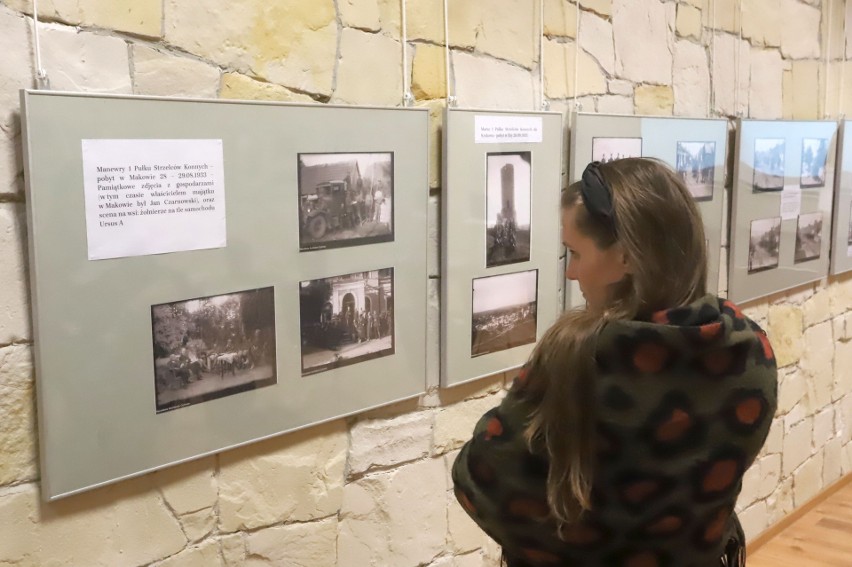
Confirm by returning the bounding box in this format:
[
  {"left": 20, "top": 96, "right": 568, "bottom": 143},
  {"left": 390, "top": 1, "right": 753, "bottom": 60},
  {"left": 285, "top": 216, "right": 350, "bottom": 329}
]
[{"left": 452, "top": 295, "right": 778, "bottom": 566}]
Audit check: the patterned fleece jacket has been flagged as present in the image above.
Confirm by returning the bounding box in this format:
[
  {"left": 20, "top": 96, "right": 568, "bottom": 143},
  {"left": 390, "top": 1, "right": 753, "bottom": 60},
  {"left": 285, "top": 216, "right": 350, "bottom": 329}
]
[{"left": 452, "top": 295, "right": 778, "bottom": 567}]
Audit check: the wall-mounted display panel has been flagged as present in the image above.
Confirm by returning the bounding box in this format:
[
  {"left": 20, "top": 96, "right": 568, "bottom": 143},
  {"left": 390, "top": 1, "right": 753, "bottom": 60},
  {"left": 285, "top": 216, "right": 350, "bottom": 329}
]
[
  {"left": 441, "top": 109, "right": 563, "bottom": 387},
  {"left": 831, "top": 120, "right": 852, "bottom": 276},
  {"left": 568, "top": 113, "right": 729, "bottom": 307},
  {"left": 729, "top": 119, "right": 838, "bottom": 303},
  {"left": 21, "top": 91, "right": 429, "bottom": 500}
]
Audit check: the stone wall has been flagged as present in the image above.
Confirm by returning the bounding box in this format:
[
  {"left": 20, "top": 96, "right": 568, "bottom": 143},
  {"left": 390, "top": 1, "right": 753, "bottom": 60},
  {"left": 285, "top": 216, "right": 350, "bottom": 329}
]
[{"left": 0, "top": 0, "right": 851, "bottom": 565}]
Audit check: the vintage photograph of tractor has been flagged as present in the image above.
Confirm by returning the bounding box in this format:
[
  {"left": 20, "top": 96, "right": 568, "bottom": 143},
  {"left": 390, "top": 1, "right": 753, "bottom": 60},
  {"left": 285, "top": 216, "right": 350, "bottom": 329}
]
[
  {"left": 298, "top": 152, "right": 394, "bottom": 251},
  {"left": 485, "top": 152, "right": 532, "bottom": 267},
  {"left": 794, "top": 212, "right": 823, "bottom": 264},
  {"left": 151, "top": 287, "right": 277, "bottom": 413},
  {"left": 471, "top": 269, "right": 538, "bottom": 357},
  {"left": 748, "top": 217, "right": 782, "bottom": 274},
  {"left": 299, "top": 268, "right": 395, "bottom": 376}
]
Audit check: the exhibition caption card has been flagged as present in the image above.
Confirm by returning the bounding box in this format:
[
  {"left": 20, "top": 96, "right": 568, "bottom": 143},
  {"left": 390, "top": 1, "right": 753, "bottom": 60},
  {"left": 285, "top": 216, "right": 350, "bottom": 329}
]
[
  {"left": 475, "top": 115, "right": 543, "bottom": 144},
  {"left": 82, "top": 139, "right": 226, "bottom": 260}
]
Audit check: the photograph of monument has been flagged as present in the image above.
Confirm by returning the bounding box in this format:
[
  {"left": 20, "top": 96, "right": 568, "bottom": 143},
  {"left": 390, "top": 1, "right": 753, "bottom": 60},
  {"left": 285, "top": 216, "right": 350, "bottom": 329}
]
[{"left": 485, "top": 152, "right": 532, "bottom": 267}]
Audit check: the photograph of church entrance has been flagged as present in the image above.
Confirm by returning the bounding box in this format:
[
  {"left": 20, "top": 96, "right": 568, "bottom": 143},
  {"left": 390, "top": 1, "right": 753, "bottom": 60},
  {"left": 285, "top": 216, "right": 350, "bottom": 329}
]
[
  {"left": 299, "top": 268, "right": 395, "bottom": 375},
  {"left": 485, "top": 152, "right": 532, "bottom": 267}
]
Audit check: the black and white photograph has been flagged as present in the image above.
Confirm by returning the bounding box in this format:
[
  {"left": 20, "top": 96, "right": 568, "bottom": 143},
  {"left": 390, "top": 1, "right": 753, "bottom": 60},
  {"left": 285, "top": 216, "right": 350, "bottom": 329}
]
[
  {"left": 748, "top": 217, "right": 782, "bottom": 273},
  {"left": 794, "top": 212, "right": 823, "bottom": 263},
  {"left": 753, "top": 138, "right": 785, "bottom": 191},
  {"left": 298, "top": 152, "right": 394, "bottom": 251},
  {"left": 486, "top": 152, "right": 532, "bottom": 267},
  {"left": 592, "top": 137, "right": 642, "bottom": 163},
  {"left": 676, "top": 141, "right": 716, "bottom": 201},
  {"left": 800, "top": 138, "right": 829, "bottom": 188},
  {"left": 152, "top": 287, "right": 277, "bottom": 413},
  {"left": 299, "top": 268, "right": 394, "bottom": 375},
  {"left": 471, "top": 270, "right": 538, "bottom": 357}
]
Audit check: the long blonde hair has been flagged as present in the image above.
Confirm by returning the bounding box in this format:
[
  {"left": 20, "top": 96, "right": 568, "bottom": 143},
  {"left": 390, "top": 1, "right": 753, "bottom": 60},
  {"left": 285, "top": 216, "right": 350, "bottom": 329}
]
[{"left": 520, "top": 158, "right": 708, "bottom": 526}]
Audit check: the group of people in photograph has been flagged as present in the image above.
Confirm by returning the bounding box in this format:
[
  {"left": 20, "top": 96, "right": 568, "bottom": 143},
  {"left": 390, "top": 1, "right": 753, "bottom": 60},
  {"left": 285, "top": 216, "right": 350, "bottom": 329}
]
[{"left": 315, "top": 305, "right": 393, "bottom": 350}]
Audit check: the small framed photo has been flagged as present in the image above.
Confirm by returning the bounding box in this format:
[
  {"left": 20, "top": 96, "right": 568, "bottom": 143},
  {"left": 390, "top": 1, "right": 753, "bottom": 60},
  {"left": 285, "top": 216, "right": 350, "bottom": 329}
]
[
  {"left": 471, "top": 270, "right": 538, "bottom": 357},
  {"left": 800, "top": 138, "right": 829, "bottom": 188},
  {"left": 486, "top": 152, "right": 532, "bottom": 267},
  {"left": 794, "top": 212, "right": 823, "bottom": 263},
  {"left": 748, "top": 217, "right": 782, "bottom": 274},
  {"left": 152, "top": 287, "right": 277, "bottom": 413},
  {"left": 592, "top": 137, "right": 642, "bottom": 163},
  {"left": 298, "top": 152, "right": 394, "bottom": 251},
  {"left": 299, "top": 268, "right": 395, "bottom": 376},
  {"left": 676, "top": 141, "right": 716, "bottom": 201},
  {"left": 753, "top": 138, "right": 785, "bottom": 192}
]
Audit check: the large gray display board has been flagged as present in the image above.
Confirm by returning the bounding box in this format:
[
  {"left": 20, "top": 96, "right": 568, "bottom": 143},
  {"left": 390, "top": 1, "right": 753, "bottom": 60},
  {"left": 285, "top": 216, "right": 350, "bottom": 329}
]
[
  {"left": 831, "top": 120, "right": 852, "bottom": 276},
  {"left": 441, "top": 108, "right": 563, "bottom": 387},
  {"left": 729, "top": 119, "right": 838, "bottom": 303},
  {"left": 21, "top": 91, "right": 428, "bottom": 500},
  {"left": 568, "top": 113, "right": 729, "bottom": 307}
]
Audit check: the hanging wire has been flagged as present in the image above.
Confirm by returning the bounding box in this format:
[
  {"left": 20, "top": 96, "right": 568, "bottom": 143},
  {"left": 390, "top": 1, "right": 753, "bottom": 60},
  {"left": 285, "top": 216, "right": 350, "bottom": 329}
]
[
  {"left": 824, "top": 0, "right": 833, "bottom": 118},
  {"left": 400, "top": 0, "right": 414, "bottom": 106},
  {"left": 572, "top": 0, "right": 580, "bottom": 114},
  {"left": 734, "top": 0, "right": 742, "bottom": 117},
  {"left": 442, "top": 0, "right": 456, "bottom": 106},
  {"left": 539, "top": 0, "right": 549, "bottom": 110},
  {"left": 32, "top": 0, "right": 50, "bottom": 89}
]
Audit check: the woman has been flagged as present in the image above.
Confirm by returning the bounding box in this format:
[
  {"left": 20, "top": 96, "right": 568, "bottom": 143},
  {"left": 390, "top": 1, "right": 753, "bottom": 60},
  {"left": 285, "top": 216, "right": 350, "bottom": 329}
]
[{"left": 453, "top": 159, "right": 777, "bottom": 567}]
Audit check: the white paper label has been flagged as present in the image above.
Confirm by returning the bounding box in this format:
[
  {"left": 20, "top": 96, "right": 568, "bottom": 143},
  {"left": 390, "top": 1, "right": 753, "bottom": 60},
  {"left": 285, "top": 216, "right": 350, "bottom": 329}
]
[
  {"left": 475, "top": 115, "right": 543, "bottom": 144},
  {"left": 779, "top": 186, "right": 801, "bottom": 221},
  {"left": 82, "top": 139, "right": 227, "bottom": 260}
]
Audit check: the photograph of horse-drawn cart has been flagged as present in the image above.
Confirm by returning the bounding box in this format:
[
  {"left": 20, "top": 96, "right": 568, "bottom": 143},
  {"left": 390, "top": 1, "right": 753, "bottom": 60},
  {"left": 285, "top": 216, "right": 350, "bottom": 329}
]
[
  {"left": 298, "top": 152, "right": 394, "bottom": 251},
  {"left": 486, "top": 152, "right": 532, "bottom": 267},
  {"left": 152, "top": 287, "right": 276, "bottom": 413}
]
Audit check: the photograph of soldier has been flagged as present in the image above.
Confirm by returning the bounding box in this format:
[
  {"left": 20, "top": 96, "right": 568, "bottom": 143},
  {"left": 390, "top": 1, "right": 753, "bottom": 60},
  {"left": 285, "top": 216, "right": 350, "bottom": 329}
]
[
  {"left": 753, "top": 138, "right": 785, "bottom": 191},
  {"left": 676, "top": 141, "right": 716, "bottom": 201},
  {"left": 800, "top": 138, "right": 829, "bottom": 188},
  {"left": 471, "top": 269, "right": 538, "bottom": 357},
  {"left": 747, "top": 217, "right": 782, "bottom": 273},
  {"left": 151, "top": 287, "right": 276, "bottom": 413},
  {"left": 592, "top": 137, "right": 642, "bottom": 163},
  {"left": 299, "top": 268, "right": 394, "bottom": 376},
  {"left": 485, "top": 152, "right": 532, "bottom": 267},
  {"left": 794, "top": 212, "right": 823, "bottom": 263},
  {"left": 298, "top": 152, "right": 394, "bottom": 251}
]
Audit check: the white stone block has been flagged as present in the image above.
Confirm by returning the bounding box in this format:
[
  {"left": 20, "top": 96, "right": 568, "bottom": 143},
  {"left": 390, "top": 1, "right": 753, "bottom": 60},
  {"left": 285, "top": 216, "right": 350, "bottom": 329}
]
[
  {"left": 823, "top": 437, "right": 843, "bottom": 487},
  {"left": 813, "top": 407, "right": 835, "bottom": 449},
  {"left": 333, "top": 28, "right": 404, "bottom": 106},
  {"left": 764, "top": 418, "right": 783, "bottom": 454},
  {"left": 738, "top": 461, "right": 761, "bottom": 508},
  {"left": 0, "top": 7, "right": 30, "bottom": 197},
  {"left": 782, "top": 416, "right": 813, "bottom": 477},
  {"left": 597, "top": 95, "right": 633, "bottom": 114},
  {"left": 477, "top": 0, "right": 537, "bottom": 69},
  {"left": 613, "top": 0, "right": 674, "bottom": 84},
  {"left": 218, "top": 421, "right": 347, "bottom": 532},
  {"left": 712, "top": 33, "right": 749, "bottom": 116},
  {"left": 246, "top": 517, "right": 337, "bottom": 567},
  {"left": 0, "top": 344, "right": 35, "bottom": 486},
  {"left": 779, "top": 0, "right": 821, "bottom": 59},
  {"left": 0, "top": 203, "right": 29, "bottom": 344},
  {"left": 783, "top": 402, "right": 807, "bottom": 432},
  {"left": 803, "top": 290, "right": 831, "bottom": 328},
  {"left": 153, "top": 456, "right": 217, "bottom": 516},
  {"left": 165, "top": 0, "right": 337, "bottom": 97},
  {"left": 340, "top": 0, "right": 382, "bottom": 32},
  {"left": 748, "top": 48, "right": 783, "bottom": 119},
  {"left": 834, "top": 340, "right": 852, "bottom": 402},
  {"left": 579, "top": 11, "right": 615, "bottom": 75},
  {"left": 765, "top": 476, "right": 794, "bottom": 527},
  {"left": 0, "top": 482, "right": 186, "bottom": 566},
  {"left": 219, "top": 533, "right": 246, "bottom": 565},
  {"left": 802, "top": 322, "right": 834, "bottom": 414},
  {"left": 433, "top": 393, "right": 504, "bottom": 454},
  {"left": 348, "top": 410, "right": 433, "bottom": 475},
  {"left": 452, "top": 51, "right": 535, "bottom": 110},
  {"left": 132, "top": 45, "right": 220, "bottom": 98},
  {"left": 448, "top": 490, "right": 489, "bottom": 554},
  {"left": 39, "top": 22, "right": 132, "bottom": 94},
  {"left": 737, "top": 500, "right": 767, "bottom": 542},
  {"left": 673, "top": 39, "right": 709, "bottom": 117},
  {"left": 758, "top": 453, "right": 782, "bottom": 501},
  {"left": 155, "top": 540, "right": 222, "bottom": 567},
  {"left": 843, "top": 441, "right": 852, "bottom": 475},
  {"left": 179, "top": 508, "right": 216, "bottom": 543},
  {"left": 608, "top": 79, "right": 633, "bottom": 96},
  {"left": 544, "top": 40, "right": 607, "bottom": 98},
  {"left": 777, "top": 368, "right": 806, "bottom": 415},
  {"left": 792, "top": 451, "right": 823, "bottom": 507},
  {"left": 338, "top": 458, "right": 448, "bottom": 567},
  {"left": 841, "top": 395, "right": 852, "bottom": 444}
]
